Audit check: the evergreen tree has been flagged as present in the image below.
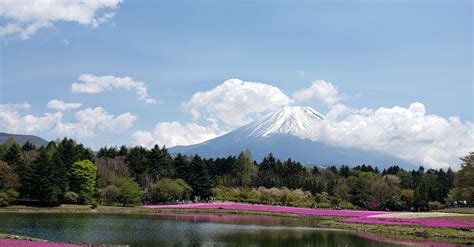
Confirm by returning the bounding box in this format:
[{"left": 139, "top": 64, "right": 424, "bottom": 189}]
[
  {"left": 233, "top": 151, "right": 257, "bottom": 187},
  {"left": 174, "top": 154, "right": 191, "bottom": 181},
  {"left": 147, "top": 145, "right": 174, "bottom": 183},
  {"left": 188, "top": 155, "right": 212, "bottom": 200},
  {"left": 21, "top": 141, "right": 35, "bottom": 152},
  {"left": 27, "top": 148, "right": 61, "bottom": 204},
  {"left": 126, "top": 146, "right": 149, "bottom": 187}
]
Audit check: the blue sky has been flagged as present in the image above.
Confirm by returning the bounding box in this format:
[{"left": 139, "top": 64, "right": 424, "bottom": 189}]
[{"left": 0, "top": 0, "right": 472, "bottom": 168}]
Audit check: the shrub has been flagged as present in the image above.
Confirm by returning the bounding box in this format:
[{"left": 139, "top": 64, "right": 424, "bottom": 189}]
[
  {"left": 0, "top": 190, "right": 19, "bottom": 207},
  {"left": 315, "top": 202, "right": 332, "bottom": 209},
  {"left": 90, "top": 200, "right": 98, "bottom": 209},
  {"left": 428, "top": 201, "right": 444, "bottom": 211},
  {"left": 112, "top": 177, "right": 142, "bottom": 206},
  {"left": 339, "top": 201, "right": 355, "bottom": 209},
  {"left": 63, "top": 191, "right": 79, "bottom": 204},
  {"left": 101, "top": 185, "right": 121, "bottom": 205},
  {"left": 150, "top": 178, "right": 192, "bottom": 203},
  {"left": 0, "top": 192, "right": 10, "bottom": 207}
]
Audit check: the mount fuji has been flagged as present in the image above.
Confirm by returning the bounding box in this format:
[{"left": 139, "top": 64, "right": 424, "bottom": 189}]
[{"left": 170, "top": 106, "right": 416, "bottom": 169}]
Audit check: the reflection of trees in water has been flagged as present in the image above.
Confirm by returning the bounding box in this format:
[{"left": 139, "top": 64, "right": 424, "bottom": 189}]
[
  {"left": 0, "top": 213, "right": 401, "bottom": 246},
  {"left": 144, "top": 213, "right": 323, "bottom": 228},
  {"left": 217, "top": 230, "right": 385, "bottom": 247}
]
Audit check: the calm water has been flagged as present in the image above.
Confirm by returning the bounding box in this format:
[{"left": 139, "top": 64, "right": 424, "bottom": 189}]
[{"left": 0, "top": 213, "right": 430, "bottom": 246}]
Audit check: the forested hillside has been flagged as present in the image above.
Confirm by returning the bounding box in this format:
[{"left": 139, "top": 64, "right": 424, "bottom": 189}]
[{"left": 0, "top": 138, "right": 472, "bottom": 211}]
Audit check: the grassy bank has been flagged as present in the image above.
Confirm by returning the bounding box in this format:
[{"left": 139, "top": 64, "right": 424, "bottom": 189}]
[{"left": 0, "top": 205, "right": 473, "bottom": 245}]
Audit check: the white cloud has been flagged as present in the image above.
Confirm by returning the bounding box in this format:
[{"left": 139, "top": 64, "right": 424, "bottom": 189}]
[
  {"left": 0, "top": 0, "right": 122, "bottom": 40},
  {"left": 315, "top": 102, "right": 474, "bottom": 169},
  {"left": 72, "top": 74, "right": 158, "bottom": 104},
  {"left": 293, "top": 80, "right": 343, "bottom": 106},
  {"left": 0, "top": 102, "right": 136, "bottom": 140},
  {"left": 182, "top": 78, "right": 292, "bottom": 126},
  {"left": 54, "top": 107, "right": 137, "bottom": 139},
  {"left": 46, "top": 99, "right": 82, "bottom": 111},
  {"left": 132, "top": 119, "right": 225, "bottom": 148},
  {"left": 0, "top": 102, "right": 62, "bottom": 134}
]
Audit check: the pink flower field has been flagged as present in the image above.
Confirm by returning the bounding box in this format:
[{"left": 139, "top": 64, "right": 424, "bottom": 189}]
[
  {"left": 144, "top": 202, "right": 474, "bottom": 229},
  {"left": 0, "top": 238, "right": 83, "bottom": 247}
]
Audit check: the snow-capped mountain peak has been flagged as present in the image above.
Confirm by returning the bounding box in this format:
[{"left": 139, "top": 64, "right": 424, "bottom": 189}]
[{"left": 235, "top": 105, "right": 325, "bottom": 140}]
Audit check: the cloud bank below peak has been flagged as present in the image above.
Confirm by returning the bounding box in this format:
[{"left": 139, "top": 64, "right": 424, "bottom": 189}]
[{"left": 136, "top": 78, "right": 473, "bottom": 169}]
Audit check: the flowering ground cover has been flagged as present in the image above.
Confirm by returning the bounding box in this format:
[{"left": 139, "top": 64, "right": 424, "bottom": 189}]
[
  {"left": 144, "top": 202, "right": 391, "bottom": 217},
  {"left": 0, "top": 238, "right": 83, "bottom": 247},
  {"left": 144, "top": 202, "right": 474, "bottom": 229}
]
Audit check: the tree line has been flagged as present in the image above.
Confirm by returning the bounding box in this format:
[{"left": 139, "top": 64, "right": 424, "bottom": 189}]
[{"left": 0, "top": 137, "right": 472, "bottom": 211}]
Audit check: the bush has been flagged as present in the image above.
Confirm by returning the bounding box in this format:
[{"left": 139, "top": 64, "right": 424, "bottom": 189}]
[
  {"left": 315, "top": 202, "right": 332, "bottom": 209},
  {"left": 428, "top": 201, "right": 444, "bottom": 210},
  {"left": 63, "top": 191, "right": 79, "bottom": 204},
  {"left": 0, "top": 192, "right": 10, "bottom": 207},
  {"left": 0, "top": 190, "right": 19, "bottom": 207},
  {"left": 339, "top": 201, "right": 355, "bottom": 209},
  {"left": 90, "top": 200, "right": 98, "bottom": 209},
  {"left": 112, "top": 177, "right": 142, "bottom": 206},
  {"left": 101, "top": 185, "right": 121, "bottom": 205},
  {"left": 150, "top": 178, "right": 192, "bottom": 203}
]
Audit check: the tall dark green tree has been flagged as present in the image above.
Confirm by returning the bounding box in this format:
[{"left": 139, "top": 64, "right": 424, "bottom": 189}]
[
  {"left": 27, "top": 148, "right": 61, "bottom": 203},
  {"left": 257, "top": 154, "right": 281, "bottom": 188},
  {"left": 147, "top": 145, "right": 174, "bottom": 183},
  {"left": 126, "top": 146, "right": 149, "bottom": 187},
  {"left": 187, "top": 155, "right": 212, "bottom": 200}
]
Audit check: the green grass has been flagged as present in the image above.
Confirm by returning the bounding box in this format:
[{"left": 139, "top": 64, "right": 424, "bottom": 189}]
[
  {"left": 438, "top": 207, "right": 474, "bottom": 214},
  {"left": 0, "top": 205, "right": 473, "bottom": 245}
]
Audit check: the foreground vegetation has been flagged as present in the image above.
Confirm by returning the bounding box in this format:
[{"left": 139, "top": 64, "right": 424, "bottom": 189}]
[{"left": 0, "top": 137, "right": 473, "bottom": 212}]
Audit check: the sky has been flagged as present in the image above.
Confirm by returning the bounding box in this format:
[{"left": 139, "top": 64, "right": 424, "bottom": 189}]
[{"left": 0, "top": 0, "right": 473, "bottom": 169}]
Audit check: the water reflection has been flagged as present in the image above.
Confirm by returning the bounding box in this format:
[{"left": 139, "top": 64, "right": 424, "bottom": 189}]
[{"left": 0, "top": 213, "right": 460, "bottom": 247}]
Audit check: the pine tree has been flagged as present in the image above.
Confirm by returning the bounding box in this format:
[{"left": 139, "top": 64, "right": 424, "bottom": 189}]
[
  {"left": 27, "top": 148, "right": 61, "bottom": 204},
  {"left": 188, "top": 155, "right": 212, "bottom": 200}
]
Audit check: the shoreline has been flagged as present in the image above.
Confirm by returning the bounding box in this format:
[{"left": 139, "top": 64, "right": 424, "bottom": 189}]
[{"left": 0, "top": 204, "right": 473, "bottom": 245}]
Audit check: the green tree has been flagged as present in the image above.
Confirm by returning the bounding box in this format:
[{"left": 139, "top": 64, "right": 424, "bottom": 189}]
[
  {"left": 233, "top": 151, "right": 257, "bottom": 187},
  {"left": 27, "top": 148, "right": 61, "bottom": 204},
  {"left": 454, "top": 152, "right": 474, "bottom": 205},
  {"left": 70, "top": 160, "right": 98, "bottom": 203},
  {"left": 112, "top": 177, "right": 142, "bottom": 206},
  {"left": 3, "top": 143, "right": 24, "bottom": 172},
  {"left": 100, "top": 185, "right": 121, "bottom": 205},
  {"left": 147, "top": 145, "right": 175, "bottom": 184},
  {"left": 0, "top": 161, "right": 20, "bottom": 206},
  {"left": 126, "top": 146, "right": 149, "bottom": 187},
  {"left": 188, "top": 155, "right": 212, "bottom": 200},
  {"left": 150, "top": 178, "right": 192, "bottom": 203}
]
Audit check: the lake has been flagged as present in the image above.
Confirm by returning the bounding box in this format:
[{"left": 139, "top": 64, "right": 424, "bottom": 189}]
[{"left": 0, "top": 212, "right": 436, "bottom": 246}]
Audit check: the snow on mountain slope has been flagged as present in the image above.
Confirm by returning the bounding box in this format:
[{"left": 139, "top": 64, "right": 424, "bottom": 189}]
[
  {"left": 170, "top": 106, "right": 416, "bottom": 169},
  {"left": 234, "top": 106, "right": 324, "bottom": 140}
]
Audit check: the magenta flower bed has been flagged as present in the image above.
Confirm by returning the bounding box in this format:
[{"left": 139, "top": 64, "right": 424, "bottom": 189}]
[
  {"left": 144, "top": 202, "right": 474, "bottom": 229},
  {"left": 0, "top": 238, "right": 83, "bottom": 247},
  {"left": 144, "top": 202, "right": 390, "bottom": 217}
]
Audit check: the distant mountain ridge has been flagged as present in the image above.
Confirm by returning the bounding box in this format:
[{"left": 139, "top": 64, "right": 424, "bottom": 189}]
[
  {"left": 0, "top": 132, "right": 49, "bottom": 147},
  {"left": 170, "top": 106, "right": 416, "bottom": 169}
]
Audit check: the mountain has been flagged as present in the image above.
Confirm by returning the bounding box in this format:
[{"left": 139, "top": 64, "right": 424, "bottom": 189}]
[
  {"left": 0, "top": 132, "right": 49, "bottom": 147},
  {"left": 170, "top": 106, "right": 416, "bottom": 169}
]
